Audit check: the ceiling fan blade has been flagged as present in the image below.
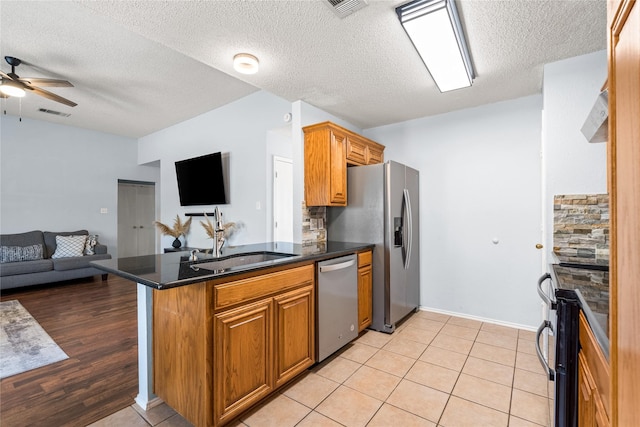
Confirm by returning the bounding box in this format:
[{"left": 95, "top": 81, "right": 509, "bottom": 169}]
[
  {"left": 20, "top": 77, "right": 73, "bottom": 87},
  {"left": 0, "top": 70, "right": 13, "bottom": 80},
  {"left": 26, "top": 85, "right": 77, "bottom": 107}
]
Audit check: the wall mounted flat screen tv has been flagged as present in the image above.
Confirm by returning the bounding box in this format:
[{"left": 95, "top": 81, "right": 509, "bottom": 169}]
[{"left": 175, "top": 152, "right": 227, "bottom": 206}]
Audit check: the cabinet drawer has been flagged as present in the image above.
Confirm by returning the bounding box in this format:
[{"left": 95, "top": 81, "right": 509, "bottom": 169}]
[
  {"left": 358, "top": 250, "right": 372, "bottom": 268},
  {"left": 215, "top": 264, "right": 314, "bottom": 310}
]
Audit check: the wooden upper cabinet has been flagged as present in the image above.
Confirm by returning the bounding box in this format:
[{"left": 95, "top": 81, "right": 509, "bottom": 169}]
[
  {"left": 304, "top": 123, "right": 347, "bottom": 206},
  {"left": 303, "top": 121, "right": 385, "bottom": 207},
  {"left": 345, "top": 133, "right": 385, "bottom": 166}
]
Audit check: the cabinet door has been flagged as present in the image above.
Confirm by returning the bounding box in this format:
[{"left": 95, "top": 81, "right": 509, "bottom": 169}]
[
  {"left": 214, "top": 299, "right": 273, "bottom": 425},
  {"left": 578, "top": 351, "right": 596, "bottom": 427},
  {"left": 346, "top": 136, "right": 367, "bottom": 165},
  {"left": 329, "top": 131, "right": 347, "bottom": 205},
  {"left": 273, "top": 285, "right": 315, "bottom": 387},
  {"left": 357, "top": 266, "right": 373, "bottom": 332},
  {"left": 367, "top": 145, "right": 384, "bottom": 165}
]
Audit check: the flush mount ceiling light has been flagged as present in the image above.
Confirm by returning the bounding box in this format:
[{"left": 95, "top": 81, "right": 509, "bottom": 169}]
[
  {"left": 0, "top": 79, "right": 26, "bottom": 97},
  {"left": 233, "top": 53, "right": 259, "bottom": 75},
  {"left": 396, "top": 0, "right": 475, "bottom": 92}
]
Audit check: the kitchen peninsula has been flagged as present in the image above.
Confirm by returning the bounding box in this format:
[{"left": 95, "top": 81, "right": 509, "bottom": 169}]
[{"left": 92, "top": 241, "right": 373, "bottom": 427}]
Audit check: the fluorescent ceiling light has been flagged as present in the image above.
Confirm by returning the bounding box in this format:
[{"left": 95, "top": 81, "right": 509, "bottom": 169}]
[
  {"left": 233, "top": 53, "right": 259, "bottom": 75},
  {"left": 0, "top": 80, "right": 26, "bottom": 97},
  {"left": 397, "top": 0, "right": 475, "bottom": 92}
]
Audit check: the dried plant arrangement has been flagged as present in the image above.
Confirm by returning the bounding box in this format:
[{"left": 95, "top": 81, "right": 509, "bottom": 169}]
[
  {"left": 200, "top": 213, "right": 238, "bottom": 239},
  {"left": 154, "top": 215, "right": 192, "bottom": 238}
]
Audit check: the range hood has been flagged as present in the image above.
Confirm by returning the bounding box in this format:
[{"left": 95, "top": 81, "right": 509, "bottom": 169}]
[{"left": 581, "top": 90, "right": 608, "bottom": 143}]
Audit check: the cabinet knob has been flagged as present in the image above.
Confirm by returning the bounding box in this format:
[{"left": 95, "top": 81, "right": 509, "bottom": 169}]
[{"left": 536, "top": 243, "right": 543, "bottom": 249}]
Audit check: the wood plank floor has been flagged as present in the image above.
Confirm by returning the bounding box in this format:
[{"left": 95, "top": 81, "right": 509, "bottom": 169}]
[{"left": 0, "top": 275, "right": 138, "bottom": 427}]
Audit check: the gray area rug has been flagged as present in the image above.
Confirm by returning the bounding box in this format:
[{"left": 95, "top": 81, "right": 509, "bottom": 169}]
[{"left": 0, "top": 300, "right": 68, "bottom": 379}]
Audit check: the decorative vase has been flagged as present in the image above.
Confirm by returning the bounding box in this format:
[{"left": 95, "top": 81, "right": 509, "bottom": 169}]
[{"left": 172, "top": 237, "right": 182, "bottom": 248}]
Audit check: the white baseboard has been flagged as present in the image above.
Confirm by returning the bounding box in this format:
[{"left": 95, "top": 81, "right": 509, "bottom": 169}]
[{"left": 418, "top": 306, "right": 537, "bottom": 332}]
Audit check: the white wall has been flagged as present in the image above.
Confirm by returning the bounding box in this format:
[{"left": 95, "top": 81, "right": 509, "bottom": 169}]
[
  {"left": 138, "top": 91, "right": 292, "bottom": 249},
  {"left": 542, "top": 50, "right": 608, "bottom": 259},
  {"left": 364, "top": 95, "right": 544, "bottom": 328},
  {"left": 0, "top": 115, "right": 159, "bottom": 258},
  {"left": 265, "top": 126, "right": 293, "bottom": 242}
]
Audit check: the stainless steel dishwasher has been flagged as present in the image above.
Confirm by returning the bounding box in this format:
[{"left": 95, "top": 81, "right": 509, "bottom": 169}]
[{"left": 317, "top": 254, "right": 358, "bottom": 362}]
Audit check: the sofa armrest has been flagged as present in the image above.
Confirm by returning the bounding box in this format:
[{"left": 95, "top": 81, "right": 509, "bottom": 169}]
[{"left": 94, "top": 244, "right": 108, "bottom": 255}]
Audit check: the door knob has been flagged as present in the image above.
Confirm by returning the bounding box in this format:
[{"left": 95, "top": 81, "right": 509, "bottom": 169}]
[{"left": 536, "top": 244, "right": 543, "bottom": 249}]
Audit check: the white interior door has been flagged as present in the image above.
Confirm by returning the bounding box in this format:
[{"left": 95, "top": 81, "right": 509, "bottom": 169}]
[{"left": 273, "top": 156, "right": 293, "bottom": 242}]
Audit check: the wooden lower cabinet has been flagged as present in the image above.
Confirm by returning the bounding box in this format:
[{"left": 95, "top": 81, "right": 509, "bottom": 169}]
[
  {"left": 579, "top": 351, "right": 611, "bottom": 427},
  {"left": 357, "top": 250, "right": 373, "bottom": 332},
  {"left": 274, "top": 285, "right": 315, "bottom": 387},
  {"left": 214, "top": 298, "right": 274, "bottom": 425},
  {"left": 153, "top": 263, "right": 315, "bottom": 427},
  {"left": 578, "top": 312, "right": 611, "bottom": 427}
]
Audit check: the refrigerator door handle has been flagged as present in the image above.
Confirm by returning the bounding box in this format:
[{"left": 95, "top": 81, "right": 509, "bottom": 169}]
[{"left": 403, "top": 188, "right": 412, "bottom": 270}]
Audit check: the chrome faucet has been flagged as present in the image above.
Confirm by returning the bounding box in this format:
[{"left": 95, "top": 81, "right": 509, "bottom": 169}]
[{"left": 213, "top": 207, "right": 225, "bottom": 257}]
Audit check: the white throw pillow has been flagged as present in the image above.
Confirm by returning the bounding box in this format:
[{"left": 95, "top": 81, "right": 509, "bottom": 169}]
[{"left": 51, "top": 235, "right": 87, "bottom": 259}]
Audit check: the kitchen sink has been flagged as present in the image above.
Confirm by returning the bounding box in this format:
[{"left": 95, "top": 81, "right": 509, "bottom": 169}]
[{"left": 190, "top": 252, "right": 295, "bottom": 273}]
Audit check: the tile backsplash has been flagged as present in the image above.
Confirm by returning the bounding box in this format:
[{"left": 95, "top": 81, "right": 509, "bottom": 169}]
[
  {"left": 553, "top": 193, "right": 609, "bottom": 265},
  {"left": 302, "top": 201, "right": 326, "bottom": 244}
]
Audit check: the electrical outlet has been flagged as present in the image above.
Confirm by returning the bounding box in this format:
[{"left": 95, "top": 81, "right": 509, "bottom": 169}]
[{"left": 100, "top": 208, "right": 108, "bottom": 214}]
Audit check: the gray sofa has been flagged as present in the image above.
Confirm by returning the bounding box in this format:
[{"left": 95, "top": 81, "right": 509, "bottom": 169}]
[{"left": 0, "top": 230, "right": 112, "bottom": 290}]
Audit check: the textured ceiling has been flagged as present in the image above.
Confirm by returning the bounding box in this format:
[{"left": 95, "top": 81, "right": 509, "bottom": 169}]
[{"left": 0, "top": 0, "right": 606, "bottom": 139}]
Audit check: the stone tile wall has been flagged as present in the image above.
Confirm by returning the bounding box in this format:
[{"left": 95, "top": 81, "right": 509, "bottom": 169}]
[
  {"left": 301, "top": 201, "right": 326, "bottom": 244},
  {"left": 553, "top": 194, "right": 609, "bottom": 265}
]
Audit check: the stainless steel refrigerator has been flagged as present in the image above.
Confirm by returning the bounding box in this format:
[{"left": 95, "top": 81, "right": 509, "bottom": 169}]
[{"left": 328, "top": 161, "right": 420, "bottom": 333}]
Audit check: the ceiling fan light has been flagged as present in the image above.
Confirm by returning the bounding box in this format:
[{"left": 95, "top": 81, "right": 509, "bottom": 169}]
[
  {"left": 233, "top": 53, "right": 259, "bottom": 75},
  {"left": 0, "top": 80, "right": 26, "bottom": 97}
]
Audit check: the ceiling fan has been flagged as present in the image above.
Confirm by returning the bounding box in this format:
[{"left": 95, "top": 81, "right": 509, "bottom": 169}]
[{"left": 0, "top": 56, "right": 77, "bottom": 107}]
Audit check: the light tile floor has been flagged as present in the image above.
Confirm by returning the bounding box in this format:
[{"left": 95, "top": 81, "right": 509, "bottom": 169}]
[{"left": 89, "top": 310, "right": 552, "bottom": 427}]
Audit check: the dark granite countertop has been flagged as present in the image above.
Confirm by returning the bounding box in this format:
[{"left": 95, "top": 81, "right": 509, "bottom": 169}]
[
  {"left": 550, "top": 254, "right": 609, "bottom": 359},
  {"left": 91, "top": 241, "right": 373, "bottom": 290}
]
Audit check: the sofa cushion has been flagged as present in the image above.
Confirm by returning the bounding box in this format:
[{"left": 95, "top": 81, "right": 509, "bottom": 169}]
[
  {"left": 0, "top": 244, "right": 44, "bottom": 263},
  {"left": 52, "top": 253, "right": 111, "bottom": 271},
  {"left": 0, "top": 259, "right": 53, "bottom": 277},
  {"left": 44, "top": 230, "right": 88, "bottom": 258},
  {"left": 0, "top": 230, "right": 45, "bottom": 248}
]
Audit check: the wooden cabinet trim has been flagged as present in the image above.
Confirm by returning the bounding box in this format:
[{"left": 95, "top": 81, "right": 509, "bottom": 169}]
[{"left": 214, "top": 264, "right": 314, "bottom": 310}]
